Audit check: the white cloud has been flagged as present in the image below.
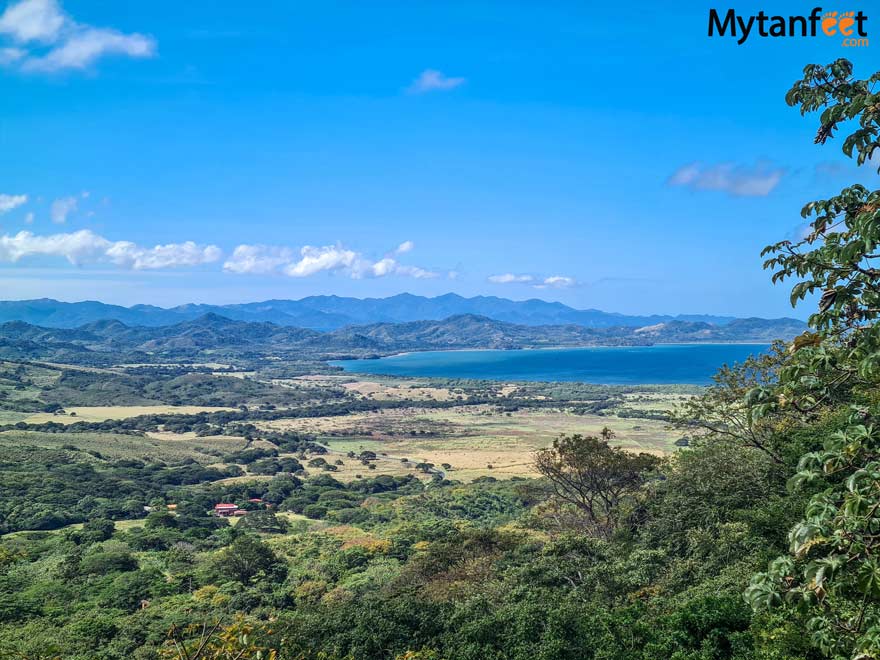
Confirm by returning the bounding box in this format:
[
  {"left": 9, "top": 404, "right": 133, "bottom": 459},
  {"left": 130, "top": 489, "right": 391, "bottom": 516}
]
[
  {"left": 222, "top": 244, "right": 295, "bottom": 275},
  {"left": 22, "top": 26, "right": 155, "bottom": 72},
  {"left": 394, "top": 264, "right": 439, "bottom": 279},
  {"left": 0, "top": 46, "right": 24, "bottom": 63},
  {"left": 667, "top": 163, "right": 701, "bottom": 186},
  {"left": 0, "top": 229, "right": 221, "bottom": 270},
  {"left": 284, "top": 244, "right": 359, "bottom": 278},
  {"left": 668, "top": 161, "right": 785, "bottom": 197},
  {"left": 224, "top": 241, "right": 440, "bottom": 280},
  {"left": 50, "top": 195, "right": 76, "bottom": 223},
  {"left": 0, "top": 229, "right": 106, "bottom": 264},
  {"left": 0, "top": 0, "right": 63, "bottom": 43},
  {"left": 408, "top": 69, "right": 465, "bottom": 94},
  {"left": 0, "top": 0, "right": 156, "bottom": 73},
  {"left": 360, "top": 255, "right": 438, "bottom": 280},
  {"left": 0, "top": 193, "right": 27, "bottom": 214},
  {"left": 104, "top": 240, "right": 221, "bottom": 270},
  {"left": 489, "top": 273, "right": 534, "bottom": 284},
  {"left": 490, "top": 273, "right": 576, "bottom": 288},
  {"left": 369, "top": 257, "right": 397, "bottom": 277},
  {"left": 536, "top": 275, "right": 576, "bottom": 289},
  {"left": 24, "top": 211, "right": 34, "bottom": 224},
  {"left": 395, "top": 240, "right": 414, "bottom": 255}
]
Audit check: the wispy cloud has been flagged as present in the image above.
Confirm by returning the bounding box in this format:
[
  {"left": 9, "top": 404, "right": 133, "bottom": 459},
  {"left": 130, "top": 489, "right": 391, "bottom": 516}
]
[
  {"left": 221, "top": 244, "right": 295, "bottom": 276},
  {"left": 224, "top": 242, "right": 441, "bottom": 280},
  {"left": 814, "top": 154, "right": 880, "bottom": 183},
  {"left": 407, "top": 69, "right": 465, "bottom": 94},
  {"left": 0, "top": 229, "right": 221, "bottom": 270},
  {"left": 535, "top": 275, "right": 576, "bottom": 289},
  {"left": 668, "top": 161, "right": 785, "bottom": 197},
  {"left": 0, "top": 0, "right": 156, "bottom": 73},
  {"left": 0, "top": 193, "right": 27, "bottom": 214},
  {"left": 50, "top": 195, "right": 76, "bottom": 223},
  {"left": 489, "top": 272, "right": 576, "bottom": 289},
  {"left": 393, "top": 264, "right": 438, "bottom": 279},
  {"left": 488, "top": 273, "right": 534, "bottom": 284},
  {"left": 814, "top": 161, "right": 850, "bottom": 179},
  {"left": 0, "top": 45, "right": 24, "bottom": 63}
]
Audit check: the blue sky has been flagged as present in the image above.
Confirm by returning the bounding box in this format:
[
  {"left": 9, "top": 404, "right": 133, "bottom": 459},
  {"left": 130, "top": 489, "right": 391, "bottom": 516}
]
[{"left": 0, "top": 0, "right": 876, "bottom": 317}]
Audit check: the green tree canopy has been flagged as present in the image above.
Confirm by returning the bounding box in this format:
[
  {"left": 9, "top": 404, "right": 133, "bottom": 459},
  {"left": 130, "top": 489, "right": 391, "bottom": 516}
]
[{"left": 746, "top": 59, "right": 880, "bottom": 660}]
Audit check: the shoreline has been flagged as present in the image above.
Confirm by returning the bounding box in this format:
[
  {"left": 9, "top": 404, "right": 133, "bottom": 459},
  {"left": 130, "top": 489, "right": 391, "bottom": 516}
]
[{"left": 333, "top": 341, "right": 775, "bottom": 362}]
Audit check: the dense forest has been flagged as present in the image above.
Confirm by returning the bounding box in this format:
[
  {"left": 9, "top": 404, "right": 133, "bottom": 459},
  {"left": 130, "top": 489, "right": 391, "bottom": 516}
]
[{"left": 0, "top": 59, "right": 879, "bottom": 659}]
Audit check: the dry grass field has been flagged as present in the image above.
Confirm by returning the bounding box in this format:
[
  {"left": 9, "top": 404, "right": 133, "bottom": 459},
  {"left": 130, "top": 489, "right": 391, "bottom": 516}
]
[
  {"left": 340, "top": 380, "right": 456, "bottom": 402},
  {"left": 261, "top": 399, "right": 684, "bottom": 481},
  {"left": 285, "top": 375, "right": 460, "bottom": 402},
  {"left": 4, "top": 367, "right": 690, "bottom": 483}
]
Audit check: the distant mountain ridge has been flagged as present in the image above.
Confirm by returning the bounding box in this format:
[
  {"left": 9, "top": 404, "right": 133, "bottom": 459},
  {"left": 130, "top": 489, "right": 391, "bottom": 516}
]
[
  {"left": 0, "top": 295, "right": 798, "bottom": 331},
  {"left": 0, "top": 312, "right": 807, "bottom": 366}
]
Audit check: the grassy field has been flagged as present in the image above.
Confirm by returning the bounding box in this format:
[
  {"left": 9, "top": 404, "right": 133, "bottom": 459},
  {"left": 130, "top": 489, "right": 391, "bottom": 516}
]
[
  {"left": 339, "top": 379, "right": 456, "bottom": 402},
  {"left": 262, "top": 397, "right": 685, "bottom": 481},
  {"left": 0, "top": 429, "right": 247, "bottom": 463},
  {"left": 0, "top": 411, "right": 29, "bottom": 424},
  {"left": 23, "top": 405, "right": 237, "bottom": 424},
  {"left": 619, "top": 391, "right": 694, "bottom": 411},
  {"left": 285, "top": 374, "right": 460, "bottom": 402},
  {"left": 3, "top": 367, "right": 691, "bottom": 483}
]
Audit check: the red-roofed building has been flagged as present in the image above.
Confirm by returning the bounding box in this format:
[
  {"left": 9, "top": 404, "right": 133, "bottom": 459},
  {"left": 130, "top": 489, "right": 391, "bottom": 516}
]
[{"left": 213, "top": 503, "right": 239, "bottom": 516}]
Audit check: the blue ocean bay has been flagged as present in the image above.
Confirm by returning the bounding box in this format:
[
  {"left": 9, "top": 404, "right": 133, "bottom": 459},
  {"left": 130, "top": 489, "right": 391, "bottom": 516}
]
[{"left": 331, "top": 344, "right": 769, "bottom": 385}]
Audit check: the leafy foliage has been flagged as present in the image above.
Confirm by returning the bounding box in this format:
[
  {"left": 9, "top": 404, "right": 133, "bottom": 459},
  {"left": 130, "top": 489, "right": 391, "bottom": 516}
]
[
  {"left": 535, "top": 430, "right": 660, "bottom": 537},
  {"left": 745, "top": 60, "right": 880, "bottom": 660}
]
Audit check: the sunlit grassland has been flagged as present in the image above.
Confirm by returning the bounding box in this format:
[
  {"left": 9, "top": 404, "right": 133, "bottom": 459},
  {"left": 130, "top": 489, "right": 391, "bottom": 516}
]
[
  {"left": 620, "top": 391, "right": 694, "bottom": 411},
  {"left": 2, "top": 368, "right": 690, "bottom": 483},
  {"left": 0, "top": 411, "right": 29, "bottom": 424},
  {"left": 0, "top": 429, "right": 247, "bottom": 463},
  {"left": 284, "top": 374, "right": 460, "bottom": 402},
  {"left": 260, "top": 396, "right": 685, "bottom": 481},
  {"left": 23, "top": 405, "right": 237, "bottom": 424}
]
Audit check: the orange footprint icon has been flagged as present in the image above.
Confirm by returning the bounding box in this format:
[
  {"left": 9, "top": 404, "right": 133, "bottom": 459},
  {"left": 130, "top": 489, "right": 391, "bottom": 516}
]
[
  {"left": 838, "top": 10, "right": 855, "bottom": 36},
  {"left": 822, "top": 11, "right": 838, "bottom": 35}
]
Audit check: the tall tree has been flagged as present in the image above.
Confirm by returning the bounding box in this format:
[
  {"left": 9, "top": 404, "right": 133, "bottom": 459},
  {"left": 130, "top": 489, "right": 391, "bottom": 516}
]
[
  {"left": 535, "top": 431, "right": 659, "bottom": 538},
  {"left": 745, "top": 59, "right": 880, "bottom": 660}
]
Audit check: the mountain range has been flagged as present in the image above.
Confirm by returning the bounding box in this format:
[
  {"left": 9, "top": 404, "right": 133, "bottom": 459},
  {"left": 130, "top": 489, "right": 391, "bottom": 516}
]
[
  {"left": 0, "top": 312, "right": 807, "bottom": 366},
  {"left": 0, "top": 294, "right": 795, "bottom": 331}
]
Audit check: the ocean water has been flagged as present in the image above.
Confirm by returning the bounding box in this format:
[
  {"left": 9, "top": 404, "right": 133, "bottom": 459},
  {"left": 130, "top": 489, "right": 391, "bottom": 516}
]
[{"left": 331, "top": 344, "right": 769, "bottom": 385}]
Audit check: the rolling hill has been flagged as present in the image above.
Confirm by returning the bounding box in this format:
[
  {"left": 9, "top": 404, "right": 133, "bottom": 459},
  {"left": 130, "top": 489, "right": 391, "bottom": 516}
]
[{"left": 0, "top": 312, "right": 807, "bottom": 366}]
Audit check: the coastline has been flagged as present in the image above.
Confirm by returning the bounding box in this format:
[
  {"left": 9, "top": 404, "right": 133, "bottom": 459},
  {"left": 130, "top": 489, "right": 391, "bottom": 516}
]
[{"left": 336, "top": 340, "right": 776, "bottom": 362}]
